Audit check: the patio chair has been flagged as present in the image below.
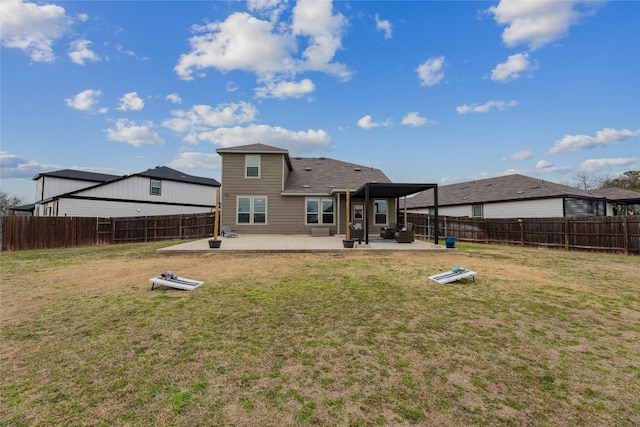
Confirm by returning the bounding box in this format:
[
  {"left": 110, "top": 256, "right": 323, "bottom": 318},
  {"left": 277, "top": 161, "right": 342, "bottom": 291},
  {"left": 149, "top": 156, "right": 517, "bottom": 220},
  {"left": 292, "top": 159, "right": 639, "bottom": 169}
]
[
  {"left": 380, "top": 223, "right": 398, "bottom": 239},
  {"left": 221, "top": 225, "right": 238, "bottom": 238},
  {"left": 349, "top": 223, "right": 364, "bottom": 243},
  {"left": 395, "top": 222, "right": 414, "bottom": 243}
]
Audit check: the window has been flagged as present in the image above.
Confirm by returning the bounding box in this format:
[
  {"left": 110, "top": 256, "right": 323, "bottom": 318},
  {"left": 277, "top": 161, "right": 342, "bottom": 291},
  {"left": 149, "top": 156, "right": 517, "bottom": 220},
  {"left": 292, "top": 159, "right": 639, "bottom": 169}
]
[
  {"left": 245, "top": 154, "right": 261, "bottom": 178},
  {"left": 353, "top": 204, "right": 364, "bottom": 220},
  {"left": 150, "top": 179, "right": 162, "bottom": 196},
  {"left": 306, "top": 197, "right": 334, "bottom": 225},
  {"left": 472, "top": 204, "right": 483, "bottom": 218},
  {"left": 237, "top": 196, "right": 267, "bottom": 224},
  {"left": 374, "top": 199, "right": 387, "bottom": 225}
]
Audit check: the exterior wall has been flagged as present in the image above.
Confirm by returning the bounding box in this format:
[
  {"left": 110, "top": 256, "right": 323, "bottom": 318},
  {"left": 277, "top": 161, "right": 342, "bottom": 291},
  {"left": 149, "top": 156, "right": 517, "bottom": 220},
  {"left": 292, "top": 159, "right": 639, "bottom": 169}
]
[
  {"left": 56, "top": 199, "right": 213, "bottom": 218},
  {"left": 483, "top": 198, "right": 563, "bottom": 218},
  {"left": 74, "top": 176, "right": 216, "bottom": 205},
  {"left": 408, "top": 198, "right": 564, "bottom": 218},
  {"left": 220, "top": 152, "right": 296, "bottom": 233},
  {"left": 36, "top": 176, "right": 99, "bottom": 201}
]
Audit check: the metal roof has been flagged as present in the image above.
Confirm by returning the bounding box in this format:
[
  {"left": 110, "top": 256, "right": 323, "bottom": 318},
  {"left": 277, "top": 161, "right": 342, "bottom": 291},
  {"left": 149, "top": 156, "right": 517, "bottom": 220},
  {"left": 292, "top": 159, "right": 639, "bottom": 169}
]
[
  {"left": 33, "top": 169, "right": 119, "bottom": 182},
  {"left": 352, "top": 182, "right": 437, "bottom": 199}
]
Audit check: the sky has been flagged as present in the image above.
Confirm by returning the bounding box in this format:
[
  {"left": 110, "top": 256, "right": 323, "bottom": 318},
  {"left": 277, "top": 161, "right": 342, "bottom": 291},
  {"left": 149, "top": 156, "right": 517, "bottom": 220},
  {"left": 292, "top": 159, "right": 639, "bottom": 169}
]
[{"left": 1, "top": 0, "right": 639, "bottom": 204}]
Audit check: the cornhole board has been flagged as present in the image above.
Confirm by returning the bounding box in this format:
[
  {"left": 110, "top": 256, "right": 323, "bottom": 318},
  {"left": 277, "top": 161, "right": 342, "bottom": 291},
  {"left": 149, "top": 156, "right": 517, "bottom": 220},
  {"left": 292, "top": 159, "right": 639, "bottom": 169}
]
[
  {"left": 428, "top": 269, "right": 476, "bottom": 284},
  {"left": 149, "top": 276, "right": 204, "bottom": 291}
]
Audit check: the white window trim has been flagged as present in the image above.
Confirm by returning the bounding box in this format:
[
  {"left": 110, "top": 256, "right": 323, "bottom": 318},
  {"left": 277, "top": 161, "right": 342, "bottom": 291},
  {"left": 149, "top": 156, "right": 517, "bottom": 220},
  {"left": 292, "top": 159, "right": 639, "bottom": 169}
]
[
  {"left": 237, "top": 196, "right": 268, "bottom": 225},
  {"left": 245, "top": 154, "right": 261, "bottom": 179},
  {"left": 305, "top": 197, "right": 335, "bottom": 225},
  {"left": 472, "top": 204, "right": 483, "bottom": 218}
]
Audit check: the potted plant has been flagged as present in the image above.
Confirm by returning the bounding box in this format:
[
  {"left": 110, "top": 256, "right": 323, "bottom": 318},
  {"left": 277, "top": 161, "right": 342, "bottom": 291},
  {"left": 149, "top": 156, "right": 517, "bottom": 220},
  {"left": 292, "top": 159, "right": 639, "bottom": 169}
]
[
  {"left": 445, "top": 236, "right": 456, "bottom": 249},
  {"left": 209, "top": 188, "right": 222, "bottom": 249}
]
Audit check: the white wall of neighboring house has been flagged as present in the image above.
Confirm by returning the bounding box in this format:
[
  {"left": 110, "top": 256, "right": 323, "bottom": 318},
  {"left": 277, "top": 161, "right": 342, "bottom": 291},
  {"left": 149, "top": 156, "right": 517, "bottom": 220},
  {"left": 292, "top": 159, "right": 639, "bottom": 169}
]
[
  {"left": 74, "top": 176, "right": 216, "bottom": 205},
  {"left": 408, "top": 197, "right": 564, "bottom": 218},
  {"left": 483, "top": 198, "right": 563, "bottom": 218},
  {"left": 36, "top": 177, "right": 99, "bottom": 201},
  {"left": 56, "top": 198, "right": 214, "bottom": 217}
]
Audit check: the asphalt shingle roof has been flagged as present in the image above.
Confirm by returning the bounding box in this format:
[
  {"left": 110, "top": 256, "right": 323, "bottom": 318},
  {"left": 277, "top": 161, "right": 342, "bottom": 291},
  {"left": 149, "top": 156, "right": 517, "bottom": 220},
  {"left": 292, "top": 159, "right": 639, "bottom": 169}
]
[
  {"left": 284, "top": 157, "right": 391, "bottom": 195},
  {"left": 33, "top": 169, "right": 120, "bottom": 182},
  {"left": 134, "top": 166, "right": 220, "bottom": 187},
  {"left": 403, "top": 174, "right": 605, "bottom": 208}
]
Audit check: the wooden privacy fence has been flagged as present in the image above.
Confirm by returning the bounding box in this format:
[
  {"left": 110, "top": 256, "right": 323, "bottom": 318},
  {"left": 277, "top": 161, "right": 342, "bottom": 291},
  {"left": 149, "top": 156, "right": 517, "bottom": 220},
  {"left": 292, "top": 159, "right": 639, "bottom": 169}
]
[
  {"left": 404, "top": 213, "right": 640, "bottom": 255},
  {"left": 1, "top": 213, "right": 216, "bottom": 252}
]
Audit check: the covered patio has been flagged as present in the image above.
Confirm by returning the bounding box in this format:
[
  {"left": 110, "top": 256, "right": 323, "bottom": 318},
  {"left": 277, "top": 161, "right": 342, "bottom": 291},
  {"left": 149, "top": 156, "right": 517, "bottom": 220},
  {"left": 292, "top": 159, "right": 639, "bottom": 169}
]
[{"left": 351, "top": 182, "right": 439, "bottom": 245}]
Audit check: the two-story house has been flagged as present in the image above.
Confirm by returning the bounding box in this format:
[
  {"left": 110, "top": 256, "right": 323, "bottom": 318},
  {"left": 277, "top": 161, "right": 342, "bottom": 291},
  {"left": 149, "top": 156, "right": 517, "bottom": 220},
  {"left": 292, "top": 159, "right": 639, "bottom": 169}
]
[
  {"left": 216, "top": 143, "right": 437, "bottom": 241},
  {"left": 33, "top": 166, "right": 220, "bottom": 217}
]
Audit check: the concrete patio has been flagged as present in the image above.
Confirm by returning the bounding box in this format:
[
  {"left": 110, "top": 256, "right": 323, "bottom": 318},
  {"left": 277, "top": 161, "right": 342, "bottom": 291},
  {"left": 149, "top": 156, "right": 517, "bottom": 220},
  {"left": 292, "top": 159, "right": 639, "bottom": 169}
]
[{"left": 158, "top": 234, "right": 449, "bottom": 254}]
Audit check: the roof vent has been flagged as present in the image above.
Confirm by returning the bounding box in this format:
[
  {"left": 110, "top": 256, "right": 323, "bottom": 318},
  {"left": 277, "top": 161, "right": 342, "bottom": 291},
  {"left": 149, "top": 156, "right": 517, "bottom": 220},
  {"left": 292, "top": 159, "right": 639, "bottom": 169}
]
[
  {"left": 302, "top": 184, "right": 310, "bottom": 188},
  {"left": 318, "top": 157, "right": 326, "bottom": 160},
  {"left": 354, "top": 167, "right": 362, "bottom": 172},
  {"left": 305, "top": 166, "right": 312, "bottom": 171},
  {"left": 516, "top": 190, "right": 524, "bottom": 194}
]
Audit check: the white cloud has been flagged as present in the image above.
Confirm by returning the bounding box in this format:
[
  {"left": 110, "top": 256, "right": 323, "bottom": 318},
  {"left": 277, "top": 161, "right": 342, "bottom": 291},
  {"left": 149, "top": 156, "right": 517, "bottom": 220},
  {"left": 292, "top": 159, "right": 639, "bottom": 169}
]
[
  {"left": 186, "top": 124, "right": 331, "bottom": 153},
  {"left": 357, "top": 115, "right": 380, "bottom": 130},
  {"left": 68, "top": 39, "right": 100, "bottom": 65},
  {"left": 491, "top": 53, "right": 537, "bottom": 82},
  {"left": 0, "top": 0, "right": 71, "bottom": 62},
  {"left": 579, "top": 158, "right": 638, "bottom": 173},
  {"left": 255, "top": 78, "right": 315, "bottom": 99},
  {"left": 456, "top": 100, "right": 517, "bottom": 114},
  {"left": 162, "top": 102, "right": 257, "bottom": 133},
  {"left": 487, "top": 0, "right": 604, "bottom": 50},
  {"left": 247, "top": 0, "right": 287, "bottom": 22},
  {"left": 117, "top": 92, "right": 144, "bottom": 111},
  {"left": 416, "top": 56, "right": 445, "bottom": 87},
  {"left": 549, "top": 128, "right": 640, "bottom": 154},
  {"left": 105, "top": 119, "right": 164, "bottom": 147},
  {"left": 0, "top": 151, "right": 55, "bottom": 178},
  {"left": 65, "top": 89, "right": 105, "bottom": 112},
  {"left": 166, "top": 93, "right": 182, "bottom": 104},
  {"left": 504, "top": 149, "right": 533, "bottom": 161},
  {"left": 168, "top": 152, "right": 221, "bottom": 171},
  {"left": 401, "top": 112, "right": 428, "bottom": 127},
  {"left": 375, "top": 14, "right": 392, "bottom": 39},
  {"left": 175, "top": 1, "right": 350, "bottom": 82}
]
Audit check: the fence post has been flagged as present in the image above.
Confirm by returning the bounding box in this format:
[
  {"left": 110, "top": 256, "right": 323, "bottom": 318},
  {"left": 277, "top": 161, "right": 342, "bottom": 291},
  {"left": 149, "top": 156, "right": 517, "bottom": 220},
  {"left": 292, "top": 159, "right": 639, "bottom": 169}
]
[
  {"left": 519, "top": 218, "right": 524, "bottom": 246},
  {"left": 564, "top": 217, "right": 570, "bottom": 251},
  {"left": 111, "top": 218, "right": 116, "bottom": 244},
  {"left": 622, "top": 216, "right": 629, "bottom": 256}
]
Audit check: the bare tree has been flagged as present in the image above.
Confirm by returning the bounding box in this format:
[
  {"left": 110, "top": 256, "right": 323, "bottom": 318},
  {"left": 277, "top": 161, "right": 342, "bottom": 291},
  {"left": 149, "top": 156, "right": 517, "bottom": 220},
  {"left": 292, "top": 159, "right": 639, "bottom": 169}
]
[
  {"left": 573, "top": 172, "right": 603, "bottom": 190},
  {"left": 0, "top": 191, "right": 23, "bottom": 216}
]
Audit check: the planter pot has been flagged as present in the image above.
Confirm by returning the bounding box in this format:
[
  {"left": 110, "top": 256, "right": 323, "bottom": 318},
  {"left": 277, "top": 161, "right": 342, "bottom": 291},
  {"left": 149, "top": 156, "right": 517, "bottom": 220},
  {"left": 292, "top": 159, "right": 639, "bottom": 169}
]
[
  {"left": 445, "top": 237, "right": 456, "bottom": 249},
  {"left": 208, "top": 239, "right": 222, "bottom": 248},
  {"left": 342, "top": 239, "right": 355, "bottom": 248}
]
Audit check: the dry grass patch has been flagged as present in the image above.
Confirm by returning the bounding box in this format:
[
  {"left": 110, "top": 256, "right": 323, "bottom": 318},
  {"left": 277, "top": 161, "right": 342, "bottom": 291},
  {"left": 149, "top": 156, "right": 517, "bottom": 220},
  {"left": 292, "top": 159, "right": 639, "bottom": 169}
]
[{"left": 1, "top": 242, "right": 639, "bottom": 426}]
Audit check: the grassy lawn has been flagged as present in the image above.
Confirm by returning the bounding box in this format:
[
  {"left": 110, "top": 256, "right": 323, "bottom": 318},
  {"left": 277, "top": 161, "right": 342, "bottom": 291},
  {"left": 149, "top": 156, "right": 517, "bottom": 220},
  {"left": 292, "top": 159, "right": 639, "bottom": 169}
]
[{"left": 1, "top": 242, "right": 639, "bottom": 426}]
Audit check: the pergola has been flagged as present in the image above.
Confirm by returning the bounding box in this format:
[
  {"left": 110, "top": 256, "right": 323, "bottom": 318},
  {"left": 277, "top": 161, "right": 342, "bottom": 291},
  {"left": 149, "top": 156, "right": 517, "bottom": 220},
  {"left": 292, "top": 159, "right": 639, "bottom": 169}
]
[{"left": 352, "top": 182, "right": 439, "bottom": 244}]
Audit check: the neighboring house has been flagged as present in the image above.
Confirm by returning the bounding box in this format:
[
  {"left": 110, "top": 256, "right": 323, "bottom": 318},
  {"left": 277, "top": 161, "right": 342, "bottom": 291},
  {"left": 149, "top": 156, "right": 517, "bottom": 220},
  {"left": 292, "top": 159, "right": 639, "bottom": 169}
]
[
  {"left": 216, "top": 143, "right": 435, "bottom": 238},
  {"left": 402, "top": 174, "right": 614, "bottom": 218},
  {"left": 33, "top": 167, "right": 220, "bottom": 217},
  {"left": 588, "top": 187, "right": 640, "bottom": 216},
  {"left": 9, "top": 204, "right": 35, "bottom": 216}
]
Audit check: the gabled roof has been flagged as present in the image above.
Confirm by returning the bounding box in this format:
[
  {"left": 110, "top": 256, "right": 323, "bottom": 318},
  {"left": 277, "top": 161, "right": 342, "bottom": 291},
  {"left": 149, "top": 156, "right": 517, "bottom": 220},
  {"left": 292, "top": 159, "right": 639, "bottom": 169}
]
[
  {"left": 284, "top": 157, "right": 391, "bottom": 195},
  {"left": 588, "top": 187, "right": 640, "bottom": 202},
  {"left": 216, "top": 143, "right": 289, "bottom": 154},
  {"left": 134, "top": 166, "right": 220, "bottom": 187},
  {"left": 33, "top": 169, "right": 120, "bottom": 182},
  {"left": 403, "top": 174, "right": 604, "bottom": 208},
  {"left": 216, "top": 143, "right": 293, "bottom": 170}
]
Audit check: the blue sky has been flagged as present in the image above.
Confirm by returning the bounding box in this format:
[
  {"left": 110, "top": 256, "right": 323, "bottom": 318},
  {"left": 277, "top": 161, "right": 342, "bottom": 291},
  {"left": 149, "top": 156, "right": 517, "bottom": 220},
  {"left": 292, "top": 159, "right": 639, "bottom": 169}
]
[{"left": 2, "top": 0, "right": 639, "bottom": 204}]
